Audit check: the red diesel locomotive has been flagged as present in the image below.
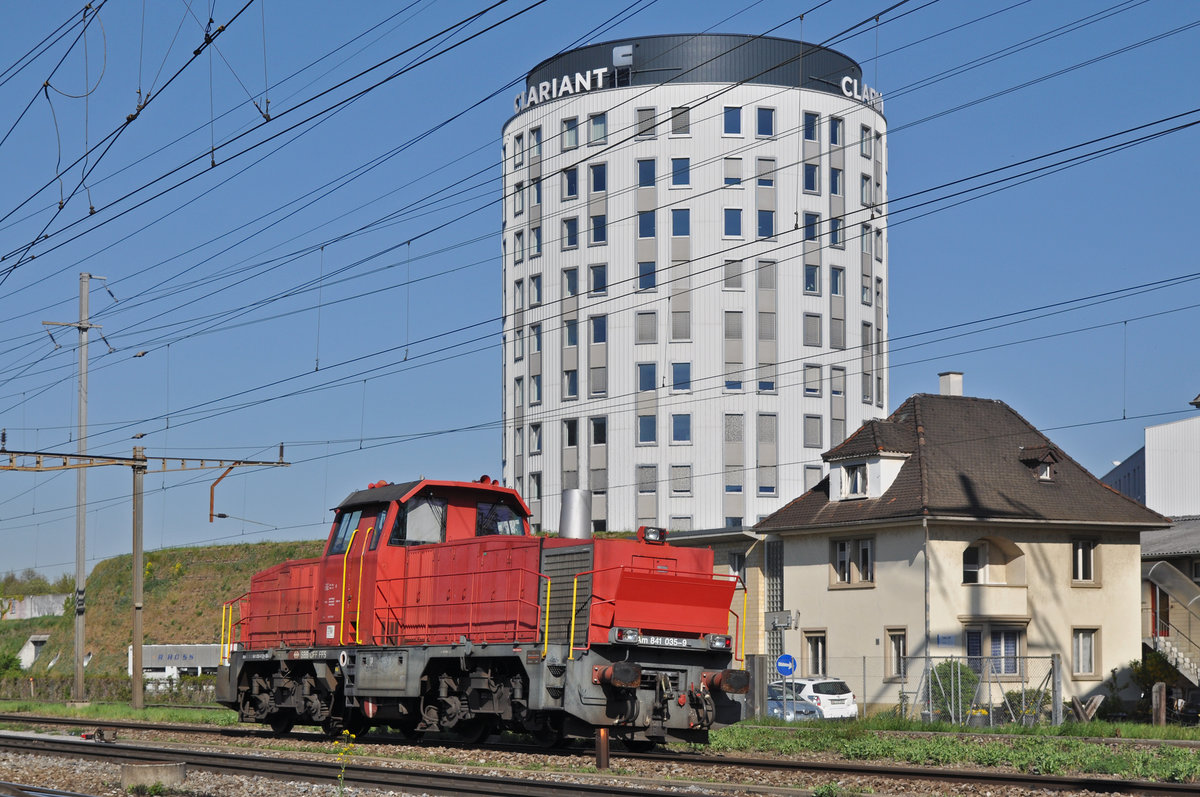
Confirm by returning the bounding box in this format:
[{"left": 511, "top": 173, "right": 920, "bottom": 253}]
[{"left": 216, "top": 477, "right": 748, "bottom": 745}]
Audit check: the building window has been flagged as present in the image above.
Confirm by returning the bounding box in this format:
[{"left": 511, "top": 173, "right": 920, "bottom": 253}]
[
  {"left": 963, "top": 542, "right": 987, "bottom": 584},
  {"left": 591, "top": 416, "right": 607, "bottom": 445},
  {"left": 637, "top": 211, "right": 655, "bottom": 238},
  {"left": 805, "top": 631, "right": 827, "bottom": 676},
  {"left": 590, "top": 163, "right": 607, "bottom": 193},
  {"left": 562, "top": 167, "right": 578, "bottom": 199},
  {"left": 588, "top": 112, "right": 607, "bottom": 143},
  {"left": 1073, "top": 628, "right": 1097, "bottom": 677},
  {"left": 844, "top": 464, "right": 866, "bottom": 497},
  {"left": 514, "top": 230, "right": 524, "bottom": 262},
  {"left": 991, "top": 630, "right": 1021, "bottom": 675},
  {"left": 803, "top": 112, "right": 818, "bottom": 141},
  {"left": 637, "top": 261, "right": 656, "bottom": 290},
  {"left": 724, "top": 157, "right": 742, "bottom": 186},
  {"left": 530, "top": 127, "right": 542, "bottom": 157},
  {"left": 529, "top": 374, "right": 541, "bottom": 405},
  {"left": 804, "top": 364, "right": 822, "bottom": 396},
  {"left": 637, "top": 158, "right": 655, "bottom": 187},
  {"left": 803, "top": 163, "right": 819, "bottom": 193},
  {"left": 831, "top": 267, "right": 844, "bottom": 296},
  {"left": 562, "top": 218, "right": 579, "bottom": 249},
  {"left": 1072, "top": 540, "right": 1096, "bottom": 583},
  {"left": 563, "top": 418, "right": 578, "bottom": 448},
  {"left": 725, "top": 516, "right": 744, "bottom": 529},
  {"left": 671, "top": 361, "right": 690, "bottom": 391},
  {"left": 513, "top": 376, "right": 523, "bottom": 407},
  {"left": 670, "top": 106, "right": 690, "bottom": 135},
  {"left": 803, "top": 313, "right": 822, "bottom": 347},
  {"left": 528, "top": 423, "right": 542, "bottom": 454},
  {"left": 803, "top": 212, "right": 819, "bottom": 241},
  {"left": 834, "top": 540, "right": 851, "bottom": 583},
  {"left": 529, "top": 324, "right": 542, "bottom": 354},
  {"left": 803, "top": 414, "right": 822, "bottom": 448},
  {"left": 590, "top": 314, "right": 607, "bottom": 344},
  {"left": 562, "top": 117, "right": 578, "bottom": 150},
  {"left": 590, "top": 214, "right": 607, "bottom": 244},
  {"left": 637, "top": 465, "right": 657, "bottom": 498},
  {"left": 830, "top": 116, "right": 843, "bottom": 146},
  {"left": 528, "top": 471, "right": 541, "bottom": 500},
  {"left": 635, "top": 311, "right": 656, "bottom": 344},
  {"left": 830, "top": 167, "right": 843, "bottom": 196},
  {"left": 529, "top": 274, "right": 542, "bottom": 305},
  {"left": 671, "top": 413, "right": 691, "bottom": 443},
  {"left": 860, "top": 125, "right": 872, "bottom": 157},
  {"left": 671, "top": 208, "right": 690, "bottom": 236},
  {"left": 513, "top": 133, "right": 523, "bottom": 166},
  {"left": 724, "top": 208, "right": 742, "bottom": 237},
  {"left": 832, "top": 537, "right": 875, "bottom": 585},
  {"left": 532, "top": 177, "right": 542, "bottom": 206},
  {"left": 757, "top": 158, "right": 775, "bottom": 186},
  {"left": 636, "top": 107, "right": 655, "bottom": 137},
  {"left": 530, "top": 226, "right": 542, "bottom": 256},
  {"left": 805, "top": 264, "right": 820, "bottom": 294},
  {"left": 859, "top": 538, "right": 874, "bottom": 581},
  {"left": 723, "top": 106, "right": 741, "bottom": 134},
  {"left": 671, "top": 464, "right": 692, "bottom": 496},
  {"left": 756, "top": 106, "right": 775, "bottom": 136},
  {"left": 671, "top": 310, "right": 690, "bottom": 341},
  {"left": 861, "top": 174, "right": 872, "bottom": 205},
  {"left": 887, "top": 629, "right": 907, "bottom": 679},
  {"left": 564, "top": 319, "right": 578, "bottom": 347},
  {"left": 830, "top": 217, "right": 843, "bottom": 246},
  {"left": 724, "top": 259, "right": 742, "bottom": 289},
  {"left": 637, "top": 414, "right": 656, "bottom": 445},
  {"left": 671, "top": 157, "right": 690, "bottom": 186},
  {"left": 875, "top": 229, "right": 883, "bottom": 260},
  {"left": 757, "top": 209, "right": 774, "bottom": 239},
  {"left": 513, "top": 278, "right": 523, "bottom": 310},
  {"left": 513, "top": 181, "right": 525, "bottom": 216},
  {"left": 589, "top": 263, "right": 607, "bottom": 294},
  {"left": 637, "top": 362, "right": 656, "bottom": 392},
  {"left": 563, "top": 369, "right": 578, "bottom": 400}
]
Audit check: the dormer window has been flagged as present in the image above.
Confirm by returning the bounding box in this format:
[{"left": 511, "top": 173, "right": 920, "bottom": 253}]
[
  {"left": 1037, "top": 461, "right": 1053, "bottom": 481},
  {"left": 844, "top": 463, "right": 867, "bottom": 498},
  {"left": 1019, "top": 444, "right": 1059, "bottom": 482}
]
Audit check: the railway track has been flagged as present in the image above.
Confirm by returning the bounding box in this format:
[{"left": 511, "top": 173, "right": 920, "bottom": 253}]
[{"left": 2, "top": 714, "right": 1198, "bottom": 795}]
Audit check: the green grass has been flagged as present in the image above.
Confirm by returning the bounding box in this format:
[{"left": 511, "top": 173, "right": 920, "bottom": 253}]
[{"left": 0, "top": 699, "right": 238, "bottom": 726}]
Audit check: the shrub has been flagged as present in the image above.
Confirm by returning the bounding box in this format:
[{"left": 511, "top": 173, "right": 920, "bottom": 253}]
[{"left": 927, "top": 660, "right": 979, "bottom": 723}]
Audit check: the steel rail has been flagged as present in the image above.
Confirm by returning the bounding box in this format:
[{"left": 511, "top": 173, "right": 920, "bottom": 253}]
[{"left": 0, "top": 733, "right": 660, "bottom": 797}]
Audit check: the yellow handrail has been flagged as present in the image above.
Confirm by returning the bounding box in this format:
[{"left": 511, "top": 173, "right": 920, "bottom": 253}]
[
  {"left": 542, "top": 578, "right": 552, "bottom": 658},
  {"left": 219, "top": 603, "right": 228, "bottom": 664},
  {"left": 338, "top": 528, "right": 358, "bottom": 646},
  {"left": 741, "top": 588, "right": 748, "bottom": 664},
  {"left": 354, "top": 526, "right": 372, "bottom": 644},
  {"left": 568, "top": 576, "right": 580, "bottom": 660}
]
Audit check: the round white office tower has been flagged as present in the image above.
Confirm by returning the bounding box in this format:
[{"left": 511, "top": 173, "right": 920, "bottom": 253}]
[{"left": 501, "top": 34, "right": 888, "bottom": 533}]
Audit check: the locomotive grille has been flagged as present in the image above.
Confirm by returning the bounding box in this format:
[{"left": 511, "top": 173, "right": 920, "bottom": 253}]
[
  {"left": 540, "top": 544, "right": 594, "bottom": 647},
  {"left": 547, "top": 664, "right": 566, "bottom": 678},
  {"left": 545, "top": 686, "right": 564, "bottom": 700},
  {"left": 640, "top": 668, "right": 683, "bottom": 693}
]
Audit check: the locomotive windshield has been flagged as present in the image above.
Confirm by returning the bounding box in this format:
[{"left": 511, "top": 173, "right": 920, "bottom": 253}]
[
  {"left": 476, "top": 501, "right": 524, "bottom": 536},
  {"left": 387, "top": 496, "right": 447, "bottom": 546},
  {"left": 327, "top": 510, "right": 361, "bottom": 556}
]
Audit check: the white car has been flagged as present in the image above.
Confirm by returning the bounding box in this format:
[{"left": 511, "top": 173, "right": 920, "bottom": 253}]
[{"left": 770, "top": 677, "right": 858, "bottom": 719}]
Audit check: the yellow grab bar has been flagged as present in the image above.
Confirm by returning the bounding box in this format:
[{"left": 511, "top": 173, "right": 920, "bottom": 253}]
[
  {"left": 542, "top": 578, "right": 552, "bottom": 658},
  {"left": 354, "top": 526, "right": 372, "bottom": 644},
  {"left": 338, "top": 529, "right": 358, "bottom": 646},
  {"left": 568, "top": 576, "right": 580, "bottom": 660}
]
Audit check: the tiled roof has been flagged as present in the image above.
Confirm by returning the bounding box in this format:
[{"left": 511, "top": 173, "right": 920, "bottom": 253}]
[
  {"left": 758, "top": 394, "right": 1168, "bottom": 532},
  {"left": 1142, "top": 516, "right": 1200, "bottom": 557}
]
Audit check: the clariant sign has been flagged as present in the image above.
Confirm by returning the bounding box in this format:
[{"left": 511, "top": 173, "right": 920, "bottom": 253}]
[
  {"left": 841, "top": 75, "right": 883, "bottom": 112},
  {"left": 515, "top": 67, "right": 610, "bottom": 113}
]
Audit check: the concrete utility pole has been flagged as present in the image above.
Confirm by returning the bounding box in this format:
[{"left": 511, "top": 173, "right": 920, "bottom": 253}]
[
  {"left": 43, "top": 272, "right": 103, "bottom": 702},
  {"left": 0, "top": 445, "right": 287, "bottom": 709}
]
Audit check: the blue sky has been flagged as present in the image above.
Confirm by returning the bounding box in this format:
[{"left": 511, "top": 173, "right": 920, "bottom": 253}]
[{"left": 1, "top": 0, "right": 1197, "bottom": 577}]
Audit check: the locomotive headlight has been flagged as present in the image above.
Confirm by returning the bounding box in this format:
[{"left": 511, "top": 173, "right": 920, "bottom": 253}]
[
  {"left": 613, "top": 627, "right": 640, "bottom": 644},
  {"left": 637, "top": 526, "right": 667, "bottom": 544},
  {"left": 707, "top": 634, "right": 732, "bottom": 650}
]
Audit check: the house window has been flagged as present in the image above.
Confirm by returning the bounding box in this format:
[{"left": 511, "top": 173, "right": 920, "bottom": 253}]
[
  {"left": 805, "top": 631, "right": 827, "bottom": 676},
  {"left": 756, "top": 106, "right": 775, "bottom": 136},
  {"left": 513, "top": 328, "right": 524, "bottom": 360},
  {"left": 528, "top": 471, "right": 541, "bottom": 500},
  {"left": 563, "top": 369, "right": 578, "bottom": 399},
  {"left": 529, "top": 324, "right": 542, "bottom": 353},
  {"left": 724, "top": 259, "right": 742, "bottom": 289},
  {"left": 834, "top": 540, "right": 851, "bottom": 583},
  {"left": 803, "top": 212, "right": 819, "bottom": 240},
  {"left": 528, "top": 423, "right": 542, "bottom": 454},
  {"left": 728, "top": 551, "right": 746, "bottom": 584},
  {"left": 637, "top": 261, "right": 656, "bottom": 290},
  {"left": 588, "top": 112, "right": 607, "bottom": 143},
  {"left": 861, "top": 125, "right": 872, "bottom": 157},
  {"left": 861, "top": 174, "right": 872, "bottom": 205},
  {"left": 637, "top": 211, "right": 655, "bottom": 238},
  {"left": 637, "top": 362, "right": 656, "bottom": 392},
  {"left": 803, "top": 112, "right": 818, "bottom": 141},
  {"left": 671, "top": 413, "right": 691, "bottom": 443},
  {"left": 991, "top": 629, "right": 1021, "bottom": 675},
  {"left": 672, "top": 208, "right": 690, "bottom": 236},
  {"left": 1072, "top": 539, "right": 1096, "bottom": 583},
  {"left": 635, "top": 311, "right": 656, "bottom": 344},
  {"left": 636, "top": 107, "right": 656, "bottom": 137},
  {"left": 671, "top": 464, "right": 692, "bottom": 495},
  {"left": 830, "top": 167, "right": 843, "bottom": 196},
  {"left": 844, "top": 464, "right": 866, "bottom": 497},
  {"left": 590, "top": 163, "right": 607, "bottom": 193},
  {"left": 530, "top": 226, "right": 542, "bottom": 256},
  {"left": 671, "top": 361, "right": 691, "bottom": 391},
  {"left": 723, "top": 106, "right": 741, "bottom": 134},
  {"left": 671, "top": 157, "right": 690, "bottom": 186},
  {"left": 858, "top": 538, "right": 874, "bottom": 581},
  {"left": 590, "top": 314, "right": 607, "bottom": 343},
  {"left": 830, "top": 217, "right": 842, "bottom": 246},
  {"left": 724, "top": 157, "right": 741, "bottom": 185},
  {"left": 590, "top": 214, "right": 607, "bottom": 244},
  {"left": 757, "top": 158, "right": 775, "bottom": 186},
  {"left": 513, "top": 181, "right": 525, "bottom": 215},
  {"left": 531, "top": 178, "right": 541, "bottom": 205},
  {"left": 637, "top": 414, "right": 656, "bottom": 445},
  {"left": 562, "top": 117, "right": 578, "bottom": 149},
  {"left": 513, "top": 133, "right": 523, "bottom": 166},
  {"left": 513, "top": 377, "right": 523, "bottom": 407},
  {"left": 831, "top": 537, "right": 874, "bottom": 585},
  {"left": 514, "top": 231, "right": 524, "bottom": 262},
  {"left": 757, "top": 209, "right": 774, "bottom": 239},
  {"left": 804, "top": 364, "right": 822, "bottom": 396},
  {"left": 670, "top": 106, "right": 690, "bottom": 135},
  {"left": 637, "top": 158, "right": 655, "bottom": 187},
  {"left": 963, "top": 542, "right": 987, "bottom": 584},
  {"left": 590, "top": 416, "right": 607, "bottom": 445},
  {"left": 724, "top": 208, "right": 742, "bottom": 237},
  {"left": 805, "top": 264, "right": 820, "bottom": 294},
  {"left": 830, "top": 116, "right": 843, "bottom": 145},
  {"left": 589, "top": 263, "right": 607, "bottom": 294},
  {"left": 529, "top": 374, "right": 541, "bottom": 405},
  {"left": 564, "top": 319, "right": 578, "bottom": 347},
  {"left": 1073, "top": 628, "right": 1097, "bottom": 677},
  {"left": 803, "top": 163, "right": 819, "bottom": 193},
  {"left": 831, "top": 267, "right": 844, "bottom": 296},
  {"left": 563, "top": 418, "right": 578, "bottom": 447},
  {"left": 888, "top": 629, "right": 907, "bottom": 679},
  {"left": 803, "top": 414, "right": 822, "bottom": 448},
  {"left": 563, "top": 167, "right": 578, "bottom": 199},
  {"left": 530, "top": 127, "right": 541, "bottom": 157},
  {"left": 513, "top": 278, "right": 523, "bottom": 310},
  {"left": 563, "top": 218, "right": 579, "bottom": 249},
  {"left": 528, "top": 274, "right": 542, "bottom": 305}
]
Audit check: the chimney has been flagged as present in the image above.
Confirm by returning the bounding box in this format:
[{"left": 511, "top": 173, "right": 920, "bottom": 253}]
[{"left": 938, "top": 371, "right": 963, "bottom": 397}]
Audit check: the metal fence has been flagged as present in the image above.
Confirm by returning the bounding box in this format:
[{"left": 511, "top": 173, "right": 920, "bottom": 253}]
[{"left": 743, "top": 653, "right": 1063, "bottom": 726}]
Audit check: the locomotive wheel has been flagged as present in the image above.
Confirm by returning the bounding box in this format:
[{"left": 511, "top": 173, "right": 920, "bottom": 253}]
[
  {"left": 268, "top": 711, "right": 296, "bottom": 737},
  {"left": 447, "top": 717, "right": 491, "bottom": 744},
  {"left": 530, "top": 717, "right": 566, "bottom": 748}
]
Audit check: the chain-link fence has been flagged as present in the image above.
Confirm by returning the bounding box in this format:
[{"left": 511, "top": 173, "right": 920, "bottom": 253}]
[
  {"left": 743, "top": 653, "right": 1063, "bottom": 726},
  {"left": 0, "top": 674, "right": 217, "bottom": 705}
]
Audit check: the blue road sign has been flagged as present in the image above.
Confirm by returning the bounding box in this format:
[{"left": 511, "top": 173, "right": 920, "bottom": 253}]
[{"left": 775, "top": 653, "right": 797, "bottom": 677}]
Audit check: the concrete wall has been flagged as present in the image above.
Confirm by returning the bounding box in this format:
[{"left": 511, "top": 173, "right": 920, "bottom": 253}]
[{"left": 1, "top": 594, "right": 67, "bottom": 621}]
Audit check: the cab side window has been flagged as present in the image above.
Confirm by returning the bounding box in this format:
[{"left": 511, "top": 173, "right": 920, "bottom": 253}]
[
  {"left": 476, "top": 502, "right": 524, "bottom": 536},
  {"left": 326, "top": 510, "right": 362, "bottom": 556},
  {"left": 388, "top": 496, "right": 448, "bottom": 546}
]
